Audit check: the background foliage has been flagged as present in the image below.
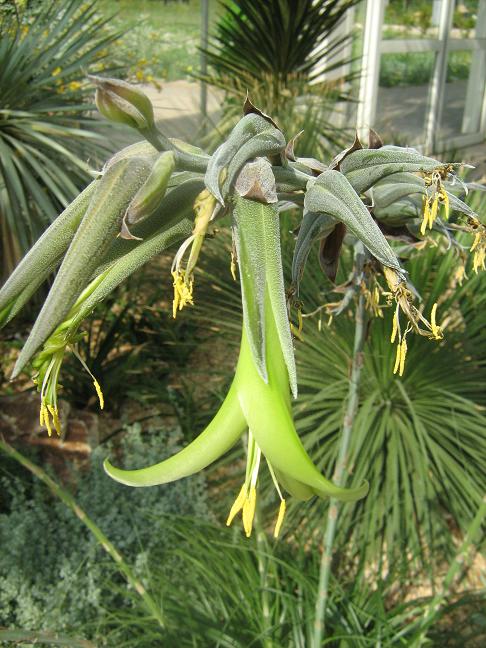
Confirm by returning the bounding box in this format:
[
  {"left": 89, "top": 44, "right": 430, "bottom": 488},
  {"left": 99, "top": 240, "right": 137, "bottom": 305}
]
[
  {"left": 0, "top": 425, "right": 208, "bottom": 633},
  {"left": 0, "top": 0, "right": 120, "bottom": 278}
]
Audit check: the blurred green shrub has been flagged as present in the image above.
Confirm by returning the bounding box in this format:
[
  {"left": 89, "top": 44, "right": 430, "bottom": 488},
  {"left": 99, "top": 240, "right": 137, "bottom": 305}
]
[
  {"left": 0, "top": 0, "right": 121, "bottom": 278},
  {"left": 0, "top": 425, "right": 208, "bottom": 633},
  {"left": 380, "top": 50, "right": 471, "bottom": 87}
]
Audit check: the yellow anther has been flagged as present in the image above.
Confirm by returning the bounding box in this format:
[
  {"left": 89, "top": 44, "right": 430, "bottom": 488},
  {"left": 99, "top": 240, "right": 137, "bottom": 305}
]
[
  {"left": 420, "top": 197, "right": 429, "bottom": 236},
  {"left": 430, "top": 303, "right": 442, "bottom": 340},
  {"left": 42, "top": 404, "right": 53, "bottom": 437},
  {"left": 420, "top": 173, "right": 449, "bottom": 236},
  {"left": 391, "top": 307, "right": 399, "bottom": 344},
  {"left": 47, "top": 404, "right": 61, "bottom": 436},
  {"left": 171, "top": 270, "right": 194, "bottom": 319},
  {"left": 273, "top": 499, "right": 286, "bottom": 539},
  {"left": 393, "top": 342, "right": 401, "bottom": 375},
  {"left": 290, "top": 307, "right": 304, "bottom": 340},
  {"left": 430, "top": 194, "right": 439, "bottom": 228},
  {"left": 399, "top": 338, "right": 407, "bottom": 377},
  {"left": 470, "top": 232, "right": 481, "bottom": 252},
  {"left": 93, "top": 380, "right": 104, "bottom": 410},
  {"left": 242, "top": 486, "right": 257, "bottom": 537},
  {"left": 441, "top": 190, "right": 450, "bottom": 220},
  {"left": 226, "top": 485, "right": 247, "bottom": 527}
]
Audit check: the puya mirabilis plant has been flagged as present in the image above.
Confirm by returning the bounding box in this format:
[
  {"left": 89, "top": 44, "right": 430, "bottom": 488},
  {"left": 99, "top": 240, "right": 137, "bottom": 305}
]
[{"left": 2, "top": 77, "right": 485, "bottom": 540}]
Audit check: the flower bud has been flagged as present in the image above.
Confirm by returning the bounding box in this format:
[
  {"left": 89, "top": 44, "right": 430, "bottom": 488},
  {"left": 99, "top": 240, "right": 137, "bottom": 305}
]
[
  {"left": 125, "top": 151, "right": 176, "bottom": 225},
  {"left": 89, "top": 75, "right": 155, "bottom": 130}
]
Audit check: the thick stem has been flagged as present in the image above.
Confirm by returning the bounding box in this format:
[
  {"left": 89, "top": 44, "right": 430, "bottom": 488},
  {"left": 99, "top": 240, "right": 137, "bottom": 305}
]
[
  {"left": 312, "top": 287, "right": 367, "bottom": 646},
  {"left": 0, "top": 439, "right": 165, "bottom": 629}
]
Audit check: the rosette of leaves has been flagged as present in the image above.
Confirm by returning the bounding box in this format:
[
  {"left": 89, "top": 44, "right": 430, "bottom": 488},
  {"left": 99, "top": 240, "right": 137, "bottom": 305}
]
[
  {"left": 201, "top": 0, "right": 360, "bottom": 156},
  {"left": 0, "top": 0, "right": 122, "bottom": 278}
]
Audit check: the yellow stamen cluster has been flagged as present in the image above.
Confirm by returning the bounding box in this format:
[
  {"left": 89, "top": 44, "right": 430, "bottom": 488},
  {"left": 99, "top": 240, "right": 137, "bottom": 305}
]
[
  {"left": 384, "top": 267, "right": 443, "bottom": 377},
  {"left": 171, "top": 269, "right": 194, "bottom": 318},
  {"left": 361, "top": 278, "right": 384, "bottom": 319},
  {"left": 468, "top": 218, "right": 486, "bottom": 274},
  {"left": 39, "top": 401, "right": 61, "bottom": 437},
  {"left": 34, "top": 342, "right": 105, "bottom": 437},
  {"left": 420, "top": 171, "right": 449, "bottom": 236},
  {"left": 171, "top": 189, "right": 216, "bottom": 319},
  {"left": 226, "top": 434, "right": 287, "bottom": 539},
  {"left": 226, "top": 484, "right": 257, "bottom": 537}
]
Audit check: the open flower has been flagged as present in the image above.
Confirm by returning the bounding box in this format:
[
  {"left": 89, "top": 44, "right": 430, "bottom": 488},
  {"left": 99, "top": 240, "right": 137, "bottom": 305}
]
[
  {"left": 104, "top": 188, "right": 368, "bottom": 536},
  {"left": 31, "top": 273, "right": 108, "bottom": 436},
  {"left": 104, "top": 286, "right": 368, "bottom": 536},
  {"left": 171, "top": 189, "right": 216, "bottom": 318}
]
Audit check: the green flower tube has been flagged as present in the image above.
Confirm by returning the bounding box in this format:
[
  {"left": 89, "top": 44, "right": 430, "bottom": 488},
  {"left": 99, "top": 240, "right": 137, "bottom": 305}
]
[{"left": 104, "top": 190, "right": 368, "bottom": 539}]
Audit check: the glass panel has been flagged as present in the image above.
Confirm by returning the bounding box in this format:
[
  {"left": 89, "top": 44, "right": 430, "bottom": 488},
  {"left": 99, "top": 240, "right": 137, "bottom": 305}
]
[
  {"left": 382, "top": 0, "right": 439, "bottom": 40},
  {"left": 451, "top": 0, "right": 479, "bottom": 36},
  {"left": 440, "top": 49, "right": 486, "bottom": 137},
  {"left": 375, "top": 52, "right": 435, "bottom": 144}
]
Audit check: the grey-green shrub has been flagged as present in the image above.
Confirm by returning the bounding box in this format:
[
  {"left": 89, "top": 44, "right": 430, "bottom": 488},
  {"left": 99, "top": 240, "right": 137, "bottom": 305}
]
[{"left": 0, "top": 424, "right": 208, "bottom": 632}]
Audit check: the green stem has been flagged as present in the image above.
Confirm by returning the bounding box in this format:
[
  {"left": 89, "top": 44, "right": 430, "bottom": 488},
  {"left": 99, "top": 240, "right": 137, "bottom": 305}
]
[
  {"left": 410, "top": 495, "right": 486, "bottom": 647},
  {"left": 312, "top": 279, "right": 367, "bottom": 646},
  {"left": 0, "top": 438, "right": 165, "bottom": 629},
  {"left": 255, "top": 518, "right": 274, "bottom": 648}
]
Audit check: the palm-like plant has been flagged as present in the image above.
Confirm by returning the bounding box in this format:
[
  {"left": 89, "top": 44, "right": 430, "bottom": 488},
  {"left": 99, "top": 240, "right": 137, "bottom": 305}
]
[
  {"left": 202, "top": 0, "right": 360, "bottom": 155},
  {"left": 187, "top": 224, "right": 486, "bottom": 576},
  {"left": 0, "top": 0, "right": 121, "bottom": 278}
]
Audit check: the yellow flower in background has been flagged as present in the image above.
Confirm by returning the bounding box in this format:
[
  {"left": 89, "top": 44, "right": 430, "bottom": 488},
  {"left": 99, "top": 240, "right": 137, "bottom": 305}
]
[{"left": 68, "top": 80, "right": 82, "bottom": 91}]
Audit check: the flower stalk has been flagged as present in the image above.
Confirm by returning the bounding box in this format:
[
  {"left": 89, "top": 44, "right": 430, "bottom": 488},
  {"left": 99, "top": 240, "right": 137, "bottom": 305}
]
[{"left": 312, "top": 246, "right": 368, "bottom": 646}]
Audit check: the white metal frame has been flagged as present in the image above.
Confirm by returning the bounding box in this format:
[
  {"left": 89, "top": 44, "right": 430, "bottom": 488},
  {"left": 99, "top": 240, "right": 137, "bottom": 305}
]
[{"left": 357, "top": 0, "right": 486, "bottom": 153}]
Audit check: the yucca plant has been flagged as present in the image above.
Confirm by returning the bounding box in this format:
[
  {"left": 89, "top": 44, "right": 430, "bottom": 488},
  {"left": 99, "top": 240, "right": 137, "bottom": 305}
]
[
  {"left": 0, "top": 0, "right": 122, "bottom": 278},
  {"left": 180, "top": 216, "right": 486, "bottom": 569},
  {"left": 202, "top": 0, "right": 360, "bottom": 155},
  {"left": 1, "top": 74, "right": 485, "bottom": 645}
]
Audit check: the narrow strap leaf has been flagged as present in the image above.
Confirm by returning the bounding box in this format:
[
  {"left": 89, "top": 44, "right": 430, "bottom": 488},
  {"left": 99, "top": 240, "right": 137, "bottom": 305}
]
[{"left": 0, "top": 180, "right": 97, "bottom": 317}]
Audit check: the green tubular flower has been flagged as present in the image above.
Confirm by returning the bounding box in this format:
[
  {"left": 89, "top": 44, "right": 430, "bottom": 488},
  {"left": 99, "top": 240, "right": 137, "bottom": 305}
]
[{"left": 104, "top": 191, "right": 368, "bottom": 538}]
